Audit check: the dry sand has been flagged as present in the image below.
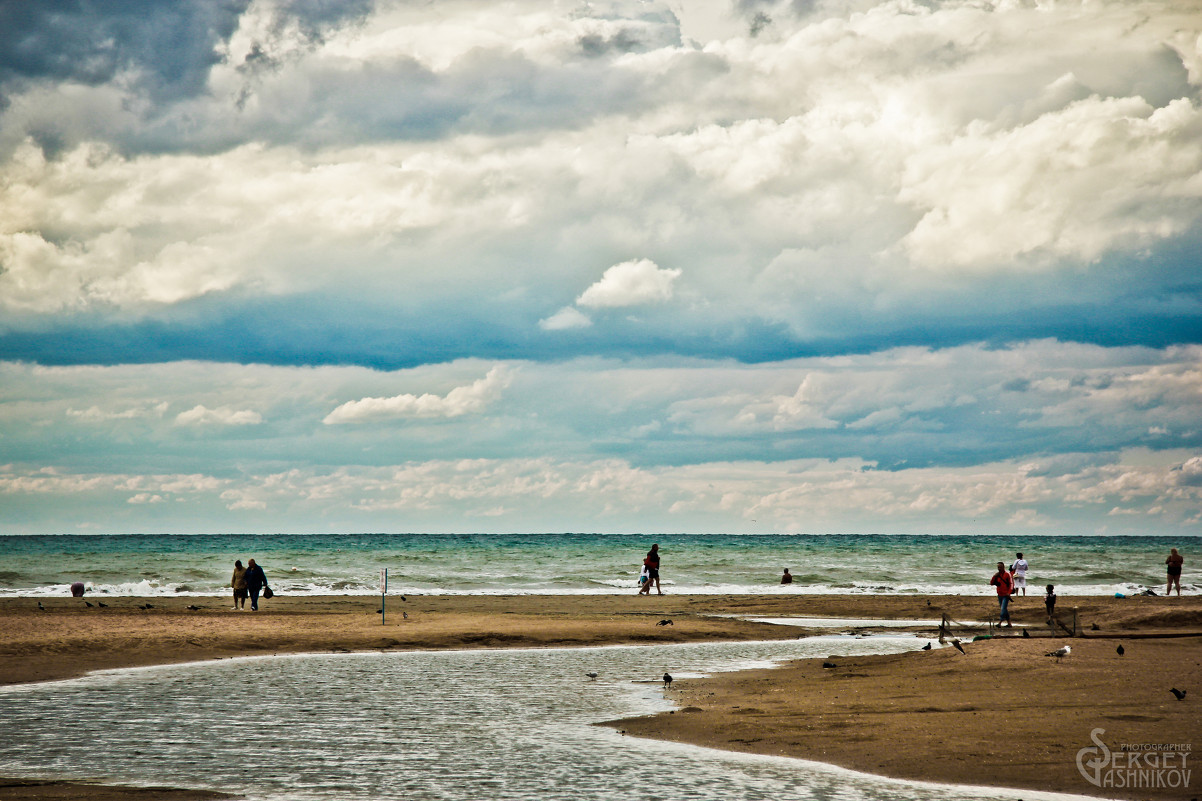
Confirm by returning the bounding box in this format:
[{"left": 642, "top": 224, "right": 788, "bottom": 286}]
[{"left": 2, "top": 592, "right": 1200, "bottom": 800}]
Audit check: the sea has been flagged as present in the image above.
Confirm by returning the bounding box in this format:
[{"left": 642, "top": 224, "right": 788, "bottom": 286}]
[{"left": 0, "top": 532, "right": 1195, "bottom": 598}]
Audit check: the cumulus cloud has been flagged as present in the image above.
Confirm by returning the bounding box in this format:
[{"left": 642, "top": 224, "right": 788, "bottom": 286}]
[
  {"left": 539, "top": 306, "right": 593, "bottom": 330},
  {"left": 175, "top": 405, "right": 263, "bottom": 426},
  {"left": 324, "top": 366, "right": 511, "bottom": 424},
  {"left": 577, "top": 259, "right": 682, "bottom": 308}
]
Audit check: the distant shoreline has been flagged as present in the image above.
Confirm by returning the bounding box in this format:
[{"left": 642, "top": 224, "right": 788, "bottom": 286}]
[{"left": 2, "top": 593, "right": 1200, "bottom": 801}]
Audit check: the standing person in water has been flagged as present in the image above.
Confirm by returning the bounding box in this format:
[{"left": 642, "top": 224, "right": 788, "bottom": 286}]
[
  {"left": 1011, "top": 552, "right": 1029, "bottom": 597},
  {"left": 231, "top": 560, "right": 248, "bottom": 610},
  {"left": 638, "top": 544, "right": 662, "bottom": 596},
  {"left": 1166, "top": 548, "right": 1184, "bottom": 597},
  {"left": 245, "top": 558, "right": 269, "bottom": 611}
]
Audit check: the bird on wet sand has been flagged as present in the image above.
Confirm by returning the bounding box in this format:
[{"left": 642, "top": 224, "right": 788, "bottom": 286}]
[
  {"left": 663, "top": 673, "right": 673, "bottom": 688},
  {"left": 586, "top": 672, "right": 598, "bottom": 680},
  {"left": 921, "top": 642, "right": 932, "bottom": 651},
  {"left": 36, "top": 602, "right": 44, "bottom": 611},
  {"left": 1116, "top": 644, "right": 1125, "bottom": 657},
  {"left": 1021, "top": 629, "right": 1030, "bottom": 638},
  {"left": 656, "top": 619, "right": 673, "bottom": 626},
  {"left": 1046, "top": 645, "right": 1071, "bottom": 663},
  {"left": 1170, "top": 688, "right": 1187, "bottom": 701},
  {"left": 84, "top": 601, "right": 93, "bottom": 608},
  {"left": 951, "top": 638, "right": 966, "bottom": 655}
]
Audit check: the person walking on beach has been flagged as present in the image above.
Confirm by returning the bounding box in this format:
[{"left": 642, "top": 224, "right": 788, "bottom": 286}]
[
  {"left": 245, "top": 558, "right": 269, "bottom": 611},
  {"left": 638, "top": 544, "right": 662, "bottom": 596},
  {"left": 990, "top": 561, "right": 1014, "bottom": 627},
  {"left": 780, "top": 568, "right": 793, "bottom": 585},
  {"left": 1166, "top": 548, "right": 1184, "bottom": 596},
  {"left": 231, "top": 560, "right": 248, "bottom": 610},
  {"left": 1044, "top": 584, "right": 1057, "bottom": 618},
  {"left": 1011, "top": 552, "right": 1028, "bottom": 597}
]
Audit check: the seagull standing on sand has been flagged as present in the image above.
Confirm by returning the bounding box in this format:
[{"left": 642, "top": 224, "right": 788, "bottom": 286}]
[
  {"left": 663, "top": 673, "right": 673, "bottom": 688},
  {"left": 586, "top": 672, "right": 598, "bottom": 680},
  {"left": 1046, "top": 645, "right": 1071, "bottom": 663},
  {"left": 1170, "top": 688, "right": 1186, "bottom": 700},
  {"left": 921, "top": 642, "right": 932, "bottom": 651}
]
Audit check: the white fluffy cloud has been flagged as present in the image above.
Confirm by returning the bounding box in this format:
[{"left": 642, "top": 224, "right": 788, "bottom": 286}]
[
  {"left": 324, "top": 366, "right": 511, "bottom": 424},
  {"left": 175, "top": 405, "right": 263, "bottom": 427},
  {"left": 576, "top": 259, "right": 682, "bottom": 308},
  {"left": 539, "top": 306, "right": 593, "bottom": 330}
]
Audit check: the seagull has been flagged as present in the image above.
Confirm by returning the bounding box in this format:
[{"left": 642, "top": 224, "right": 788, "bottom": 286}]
[
  {"left": 85, "top": 601, "right": 93, "bottom": 608},
  {"left": 951, "top": 638, "right": 966, "bottom": 655},
  {"left": 1021, "top": 628, "right": 1030, "bottom": 638},
  {"left": 97, "top": 602, "right": 107, "bottom": 608},
  {"left": 921, "top": 642, "right": 932, "bottom": 651},
  {"left": 402, "top": 611, "right": 408, "bottom": 619},
  {"left": 1046, "top": 645, "right": 1071, "bottom": 663},
  {"left": 185, "top": 605, "right": 200, "bottom": 611},
  {"left": 586, "top": 672, "right": 598, "bottom": 680},
  {"left": 663, "top": 673, "right": 673, "bottom": 688},
  {"left": 1170, "top": 688, "right": 1187, "bottom": 701},
  {"left": 656, "top": 619, "right": 673, "bottom": 626},
  {"left": 1116, "top": 644, "right": 1125, "bottom": 657},
  {"left": 36, "top": 602, "right": 44, "bottom": 611}
]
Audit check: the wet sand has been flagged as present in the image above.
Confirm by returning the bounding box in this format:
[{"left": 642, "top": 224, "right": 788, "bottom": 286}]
[{"left": 2, "top": 592, "right": 1200, "bottom": 800}]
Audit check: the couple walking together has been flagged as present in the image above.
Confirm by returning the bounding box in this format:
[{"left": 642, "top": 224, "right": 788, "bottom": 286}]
[{"left": 231, "top": 559, "right": 270, "bottom": 611}]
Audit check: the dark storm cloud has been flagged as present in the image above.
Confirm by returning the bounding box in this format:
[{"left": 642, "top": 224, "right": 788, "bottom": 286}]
[{"left": 0, "top": 0, "right": 250, "bottom": 99}]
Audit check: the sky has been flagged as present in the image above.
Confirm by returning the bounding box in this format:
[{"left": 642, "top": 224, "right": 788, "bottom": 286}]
[{"left": 0, "top": 0, "right": 1200, "bottom": 536}]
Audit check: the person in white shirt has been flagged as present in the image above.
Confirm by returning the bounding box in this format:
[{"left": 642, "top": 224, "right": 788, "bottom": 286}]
[{"left": 1011, "top": 552, "right": 1029, "bottom": 596}]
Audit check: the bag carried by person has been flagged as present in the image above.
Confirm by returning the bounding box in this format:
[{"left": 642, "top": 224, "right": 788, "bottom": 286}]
[{"left": 262, "top": 586, "right": 274, "bottom": 599}]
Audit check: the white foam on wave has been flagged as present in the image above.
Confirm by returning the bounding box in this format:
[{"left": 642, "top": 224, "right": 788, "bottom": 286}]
[{"left": 0, "top": 578, "right": 1181, "bottom": 599}]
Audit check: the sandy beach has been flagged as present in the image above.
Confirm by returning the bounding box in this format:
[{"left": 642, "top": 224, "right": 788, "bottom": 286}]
[{"left": 2, "top": 592, "right": 1200, "bottom": 800}]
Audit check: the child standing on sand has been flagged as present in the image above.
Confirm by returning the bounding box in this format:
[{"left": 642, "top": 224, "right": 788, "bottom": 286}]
[{"left": 1044, "top": 584, "right": 1057, "bottom": 618}]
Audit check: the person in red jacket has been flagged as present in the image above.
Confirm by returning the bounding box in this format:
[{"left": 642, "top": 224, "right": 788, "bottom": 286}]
[{"left": 990, "top": 561, "right": 1014, "bottom": 628}]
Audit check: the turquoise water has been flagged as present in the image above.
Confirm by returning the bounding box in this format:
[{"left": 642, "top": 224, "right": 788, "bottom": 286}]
[
  {"left": 0, "top": 637, "right": 1093, "bottom": 801},
  {"left": 0, "top": 533, "right": 1195, "bottom": 597}
]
